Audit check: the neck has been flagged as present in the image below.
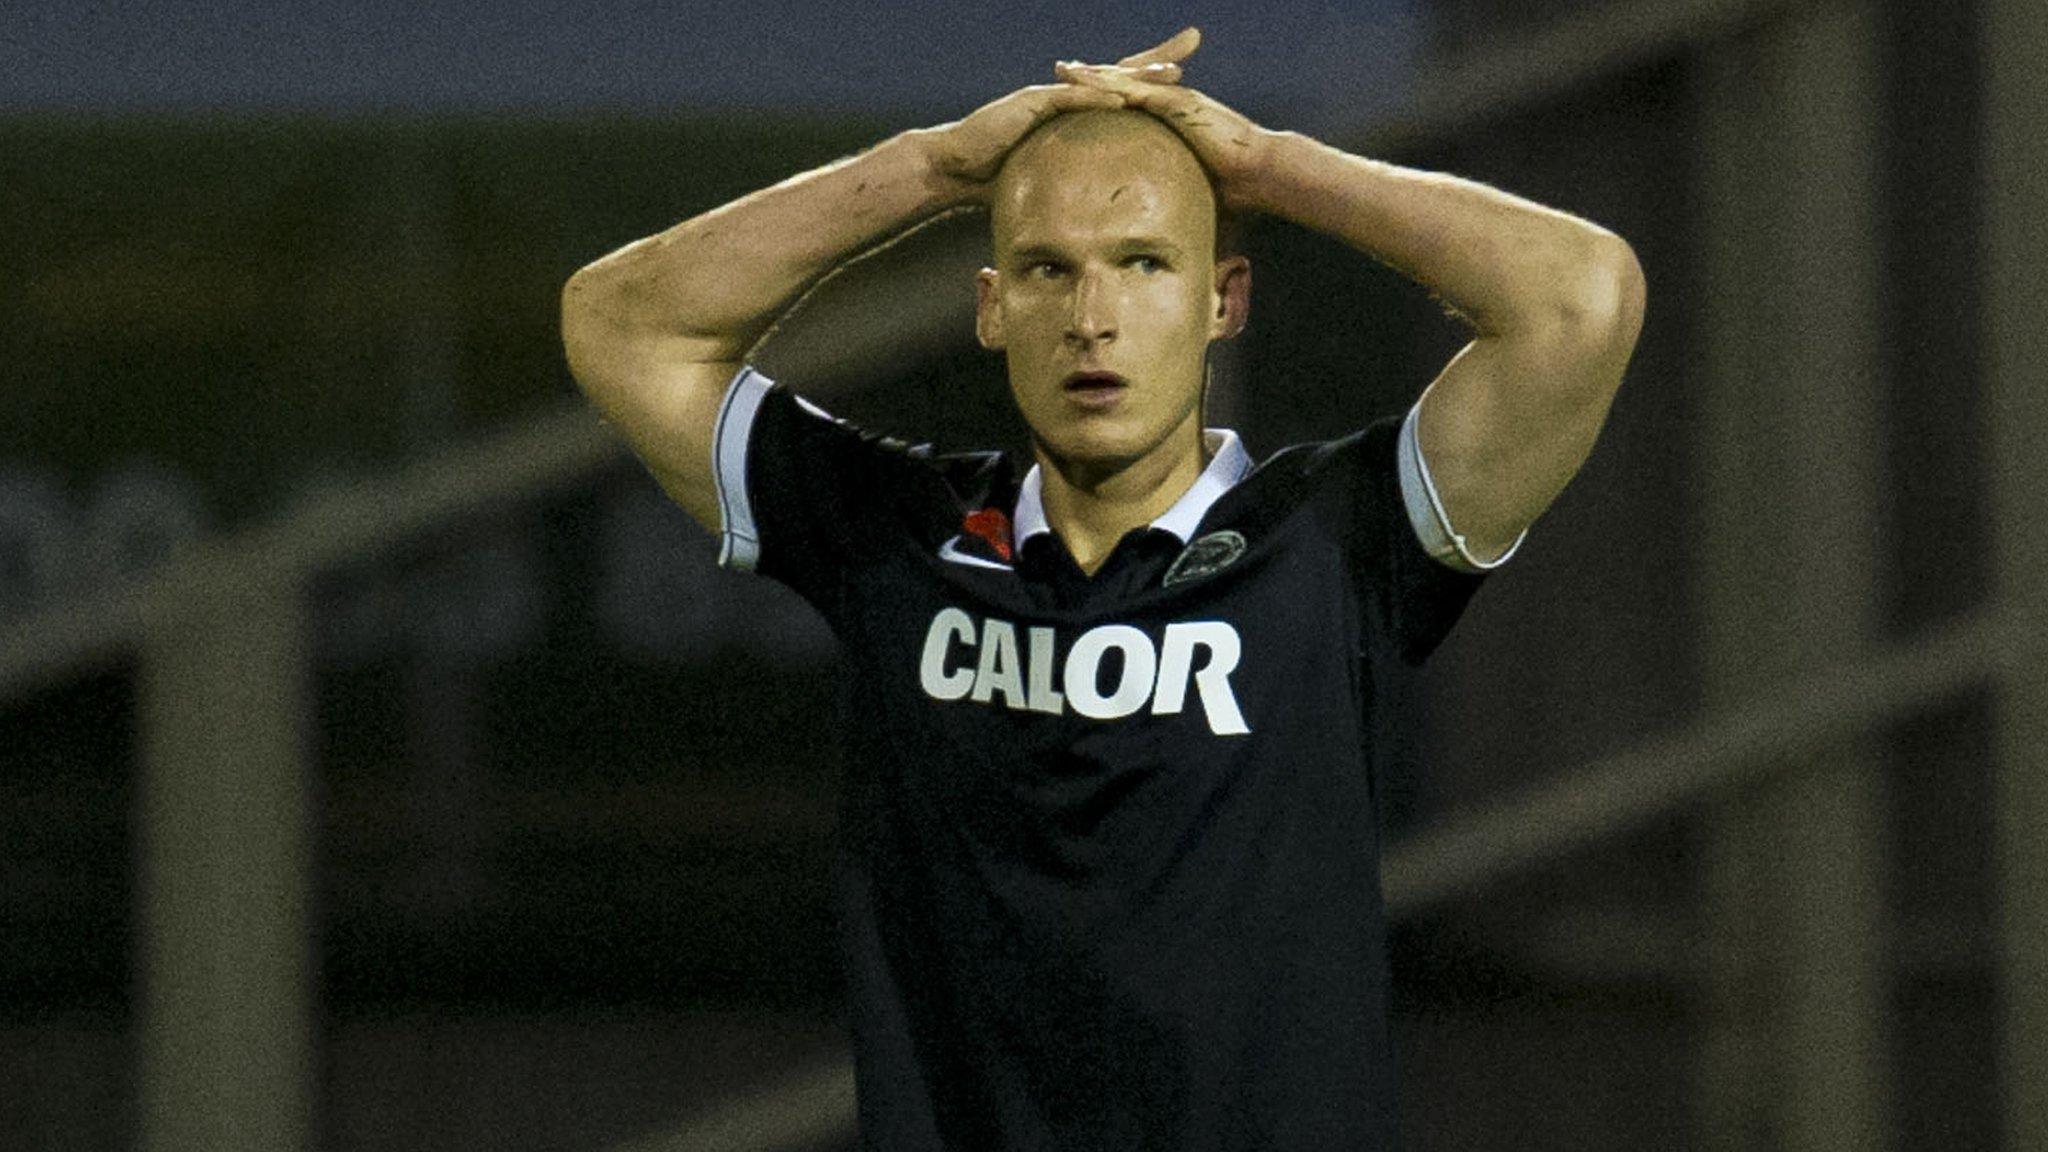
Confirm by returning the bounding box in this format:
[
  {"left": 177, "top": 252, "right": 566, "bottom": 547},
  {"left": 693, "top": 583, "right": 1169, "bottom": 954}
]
[{"left": 1037, "top": 409, "right": 1209, "bottom": 576}]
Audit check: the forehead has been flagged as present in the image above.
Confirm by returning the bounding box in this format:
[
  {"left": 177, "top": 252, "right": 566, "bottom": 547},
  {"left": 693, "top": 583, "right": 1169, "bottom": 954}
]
[{"left": 992, "top": 116, "right": 1215, "bottom": 256}]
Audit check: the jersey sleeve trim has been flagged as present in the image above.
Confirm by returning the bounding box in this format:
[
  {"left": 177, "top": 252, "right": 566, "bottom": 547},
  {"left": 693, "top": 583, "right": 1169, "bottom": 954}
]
[
  {"left": 712, "top": 364, "right": 773, "bottom": 571},
  {"left": 1397, "top": 399, "right": 1527, "bottom": 573}
]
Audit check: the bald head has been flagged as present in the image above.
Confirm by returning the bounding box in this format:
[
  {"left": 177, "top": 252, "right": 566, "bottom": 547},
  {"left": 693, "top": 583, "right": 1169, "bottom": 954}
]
[{"left": 989, "top": 109, "right": 1226, "bottom": 262}]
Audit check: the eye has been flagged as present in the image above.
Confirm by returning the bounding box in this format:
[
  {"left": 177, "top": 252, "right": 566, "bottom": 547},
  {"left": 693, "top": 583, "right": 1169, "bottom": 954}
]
[
  {"left": 1025, "top": 260, "right": 1065, "bottom": 279},
  {"left": 1127, "top": 254, "right": 1166, "bottom": 273}
]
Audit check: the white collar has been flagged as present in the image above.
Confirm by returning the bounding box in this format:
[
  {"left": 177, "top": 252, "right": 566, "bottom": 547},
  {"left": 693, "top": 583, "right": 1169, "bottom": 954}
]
[{"left": 1012, "top": 429, "right": 1253, "bottom": 551}]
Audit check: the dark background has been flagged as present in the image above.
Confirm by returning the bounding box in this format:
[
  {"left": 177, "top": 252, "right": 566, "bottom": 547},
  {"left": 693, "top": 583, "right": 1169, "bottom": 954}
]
[{"left": 2, "top": 2, "right": 2022, "bottom": 1150}]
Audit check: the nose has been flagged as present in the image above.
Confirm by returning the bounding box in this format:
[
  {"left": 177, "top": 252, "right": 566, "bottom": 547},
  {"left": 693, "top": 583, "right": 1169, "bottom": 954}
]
[{"left": 1065, "top": 269, "right": 1115, "bottom": 346}]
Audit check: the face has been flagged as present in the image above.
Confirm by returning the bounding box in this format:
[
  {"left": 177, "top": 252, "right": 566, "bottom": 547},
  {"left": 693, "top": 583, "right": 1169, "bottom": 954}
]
[{"left": 976, "top": 112, "right": 1249, "bottom": 476}]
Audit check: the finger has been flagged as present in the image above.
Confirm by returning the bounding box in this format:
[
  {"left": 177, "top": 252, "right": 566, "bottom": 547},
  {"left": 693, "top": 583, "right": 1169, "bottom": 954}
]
[
  {"left": 1063, "top": 71, "right": 1186, "bottom": 118},
  {"left": 1115, "top": 26, "right": 1200, "bottom": 69},
  {"left": 1038, "top": 83, "right": 1127, "bottom": 112},
  {"left": 1056, "top": 66, "right": 1131, "bottom": 94},
  {"left": 1058, "top": 64, "right": 1173, "bottom": 104},
  {"left": 1056, "top": 60, "right": 1179, "bottom": 85}
]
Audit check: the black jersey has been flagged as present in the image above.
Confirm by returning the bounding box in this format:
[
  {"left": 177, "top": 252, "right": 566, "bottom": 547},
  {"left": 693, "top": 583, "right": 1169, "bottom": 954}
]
[{"left": 710, "top": 364, "right": 1505, "bottom": 1151}]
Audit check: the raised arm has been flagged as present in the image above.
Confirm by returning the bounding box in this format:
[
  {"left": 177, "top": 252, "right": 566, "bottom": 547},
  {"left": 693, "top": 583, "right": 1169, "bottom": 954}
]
[
  {"left": 1061, "top": 34, "right": 1646, "bottom": 565},
  {"left": 560, "top": 80, "right": 1130, "bottom": 532}
]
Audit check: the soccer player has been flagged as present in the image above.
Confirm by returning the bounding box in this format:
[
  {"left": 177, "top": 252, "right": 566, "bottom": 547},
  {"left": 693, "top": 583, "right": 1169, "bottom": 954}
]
[{"left": 561, "top": 27, "right": 1643, "bottom": 1152}]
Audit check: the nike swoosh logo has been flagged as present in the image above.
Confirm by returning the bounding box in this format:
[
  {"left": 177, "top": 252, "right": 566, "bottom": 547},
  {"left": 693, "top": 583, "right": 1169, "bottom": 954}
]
[{"left": 937, "top": 535, "right": 1013, "bottom": 571}]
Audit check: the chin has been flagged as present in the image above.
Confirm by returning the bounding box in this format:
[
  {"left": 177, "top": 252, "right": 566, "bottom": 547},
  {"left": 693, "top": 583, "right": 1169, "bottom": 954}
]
[{"left": 1032, "top": 414, "right": 1170, "bottom": 471}]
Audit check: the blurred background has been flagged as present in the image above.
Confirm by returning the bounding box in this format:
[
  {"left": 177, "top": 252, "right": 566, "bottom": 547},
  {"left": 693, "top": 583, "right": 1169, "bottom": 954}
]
[{"left": 4, "top": 0, "right": 2042, "bottom": 1149}]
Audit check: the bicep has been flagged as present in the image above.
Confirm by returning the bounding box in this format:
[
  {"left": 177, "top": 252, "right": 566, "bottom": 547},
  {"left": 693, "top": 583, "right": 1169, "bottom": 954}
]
[{"left": 1413, "top": 267, "right": 1644, "bottom": 561}]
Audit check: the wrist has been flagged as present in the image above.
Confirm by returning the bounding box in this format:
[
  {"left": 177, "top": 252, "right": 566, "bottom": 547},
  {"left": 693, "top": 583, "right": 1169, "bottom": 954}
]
[
  {"left": 1226, "top": 128, "right": 1304, "bottom": 215},
  {"left": 897, "top": 126, "right": 983, "bottom": 210}
]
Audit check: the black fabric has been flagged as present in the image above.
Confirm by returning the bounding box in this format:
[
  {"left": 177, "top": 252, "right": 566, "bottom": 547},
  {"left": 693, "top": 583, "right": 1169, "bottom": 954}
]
[{"left": 732, "top": 378, "right": 1490, "bottom": 1151}]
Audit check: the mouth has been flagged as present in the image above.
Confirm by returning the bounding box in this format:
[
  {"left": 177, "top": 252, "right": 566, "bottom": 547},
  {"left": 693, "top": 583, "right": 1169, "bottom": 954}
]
[{"left": 1061, "top": 370, "right": 1129, "bottom": 408}]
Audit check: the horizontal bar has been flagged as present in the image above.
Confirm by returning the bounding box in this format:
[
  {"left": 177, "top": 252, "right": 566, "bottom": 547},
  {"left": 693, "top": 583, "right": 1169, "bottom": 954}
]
[
  {"left": 1382, "top": 607, "right": 2004, "bottom": 914},
  {"left": 1371, "top": 0, "right": 1798, "bottom": 148}
]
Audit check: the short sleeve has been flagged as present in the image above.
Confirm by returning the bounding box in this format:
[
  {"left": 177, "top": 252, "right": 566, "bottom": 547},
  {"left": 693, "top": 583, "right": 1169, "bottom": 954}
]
[
  {"left": 1303, "top": 416, "right": 1495, "bottom": 666},
  {"left": 1395, "top": 400, "right": 1528, "bottom": 573},
  {"left": 710, "top": 364, "right": 934, "bottom": 610}
]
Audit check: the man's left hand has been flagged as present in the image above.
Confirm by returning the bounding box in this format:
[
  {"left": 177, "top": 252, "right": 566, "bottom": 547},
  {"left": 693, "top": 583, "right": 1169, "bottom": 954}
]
[{"left": 1054, "top": 28, "right": 1275, "bottom": 209}]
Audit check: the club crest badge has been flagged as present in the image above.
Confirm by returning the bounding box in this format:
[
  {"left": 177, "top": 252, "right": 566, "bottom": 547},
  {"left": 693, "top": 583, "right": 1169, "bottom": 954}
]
[{"left": 1163, "top": 530, "right": 1247, "bottom": 588}]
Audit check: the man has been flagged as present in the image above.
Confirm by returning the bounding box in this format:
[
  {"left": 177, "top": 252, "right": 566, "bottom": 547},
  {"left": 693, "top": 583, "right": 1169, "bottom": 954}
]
[{"left": 561, "top": 27, "right": 1643, "bottom": 1151}]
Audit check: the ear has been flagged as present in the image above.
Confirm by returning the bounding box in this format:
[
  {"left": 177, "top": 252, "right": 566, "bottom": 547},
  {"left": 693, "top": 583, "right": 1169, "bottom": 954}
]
[
  {"left": 1209, "top": 254, "right": 1251, "bottom": 341},
  {"left": 974, "top": 267, "right": 1006, "bottom": 350}
]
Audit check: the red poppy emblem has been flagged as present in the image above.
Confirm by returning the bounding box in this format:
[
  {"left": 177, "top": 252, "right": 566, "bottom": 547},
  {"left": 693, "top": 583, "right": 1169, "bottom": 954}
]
[{"left": 962, "top": 508, "right": 1013, "bottom": 562}]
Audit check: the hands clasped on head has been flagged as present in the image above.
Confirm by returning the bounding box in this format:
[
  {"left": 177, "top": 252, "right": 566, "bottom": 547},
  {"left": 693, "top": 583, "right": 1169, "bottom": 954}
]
[{"left": 922, "top": 27, "right": 1273, "bottom": 211}]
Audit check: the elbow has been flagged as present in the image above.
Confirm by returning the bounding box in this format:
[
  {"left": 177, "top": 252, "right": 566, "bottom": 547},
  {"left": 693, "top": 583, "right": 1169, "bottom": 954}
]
[
  {"left": 1566, "top": 234, "right": 1646, "bottom": 349},
  {"left": 561, "top": 258, "right": 626, "bottom": 340},
  {"left": 559, "top": 269, "right": 601, "bottom": 387},
  {"left": 1491, "top": 233, "right": 1647, "bottom": 354},
  {"left": 561, "top": 252, "right": 663, "bottom": 381},
  {"left": 561, "top": 255, "right": 611, "bottom": 326},
  {"left": 561, "top": 244, "right": 662, "bottom": 345},
  {"left": 1493, "top": 236, "right": 1645, "bottom": 411},
  {"left": 1601, "top": 235, "right": 1647, "bottom": 334},
  {"left": 1564, "top": 237, "right": 1645, "bottom": 403},
  {"left": 560, "top": 264, "right": 634, "bottom": 398}
]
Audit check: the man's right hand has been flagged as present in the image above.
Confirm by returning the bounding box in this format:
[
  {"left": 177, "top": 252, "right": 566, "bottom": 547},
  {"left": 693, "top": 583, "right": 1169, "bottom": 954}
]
[
  {"left": 916, "top": 81, "right": 1136, "bottom": 200},
  {"left": 916, "top": 32, "right": 1203, "bottom": 202}
]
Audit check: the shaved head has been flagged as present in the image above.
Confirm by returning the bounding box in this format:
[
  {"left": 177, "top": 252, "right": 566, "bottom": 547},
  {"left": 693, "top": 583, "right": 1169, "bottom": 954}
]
[{"left": 989, "top": 109, "right": 1229, "bottom": 262}]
